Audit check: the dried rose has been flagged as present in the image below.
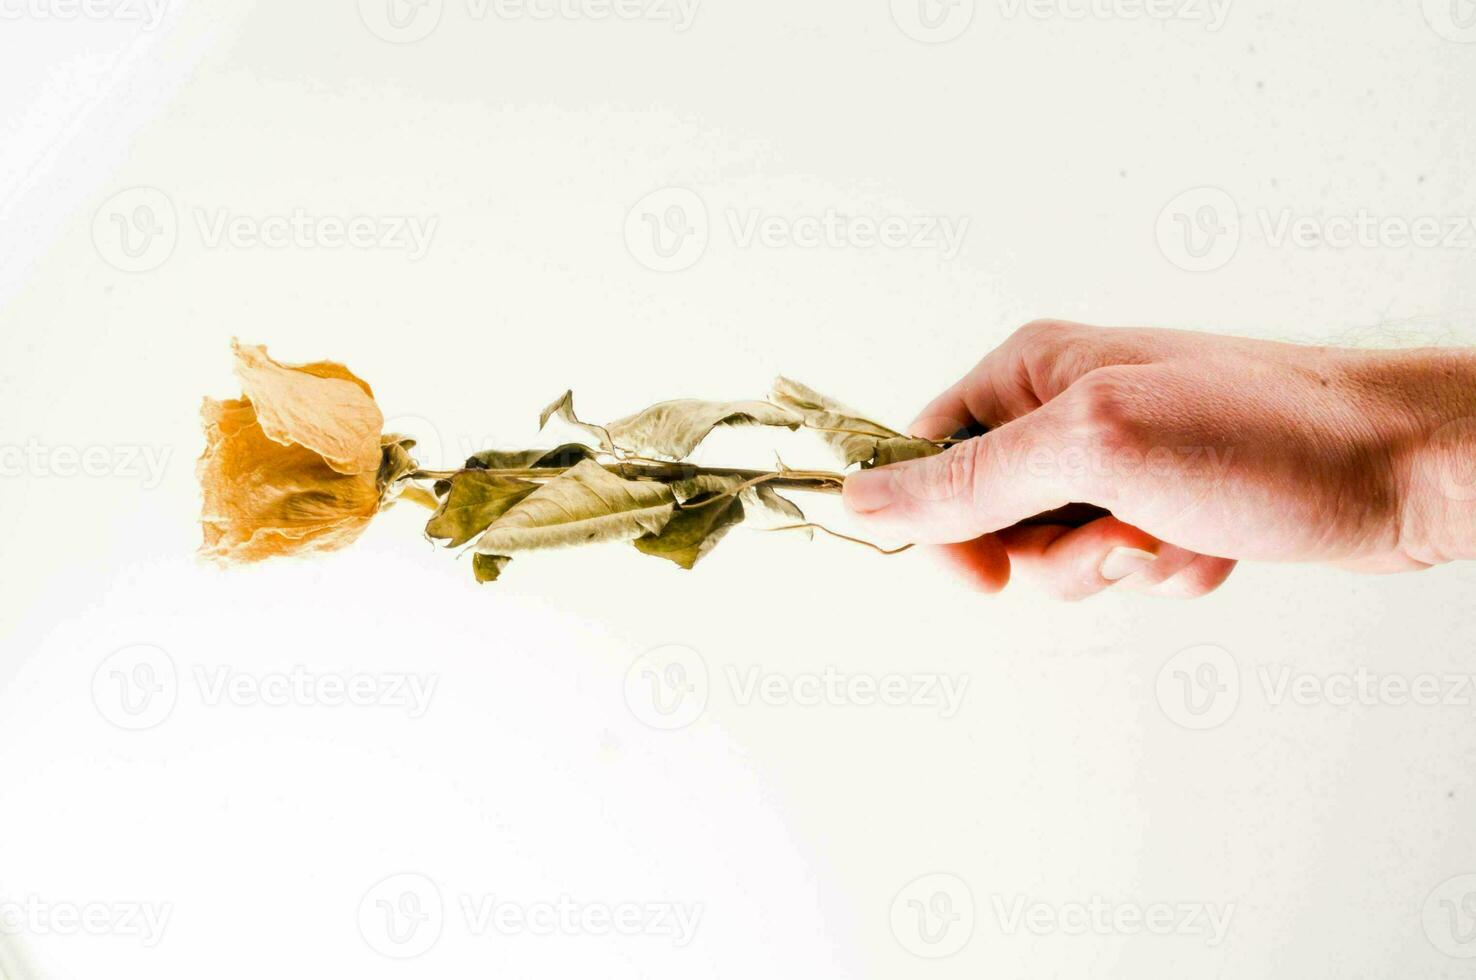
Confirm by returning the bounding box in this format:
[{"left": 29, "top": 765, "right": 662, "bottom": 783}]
[{"left": 197, "top": 341, "right": 411, "bottom": 563}]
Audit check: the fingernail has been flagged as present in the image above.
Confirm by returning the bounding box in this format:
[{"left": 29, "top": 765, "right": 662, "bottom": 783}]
[
  {"left": 1099, "top": 546, "right": 1157, "bottom": 582},
  {"left": 843, "top": 470, "right": 896, "bottom": 514}
]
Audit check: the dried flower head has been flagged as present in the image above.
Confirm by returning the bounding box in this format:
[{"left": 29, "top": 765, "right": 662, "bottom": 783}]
[{"left": 197, "top": 341, "right": 409, "bottom": 563}]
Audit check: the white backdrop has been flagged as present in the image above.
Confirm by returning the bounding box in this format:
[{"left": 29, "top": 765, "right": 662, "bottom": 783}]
[{"left": 3, "top": 1, "right": 1476, "bottom": 977}]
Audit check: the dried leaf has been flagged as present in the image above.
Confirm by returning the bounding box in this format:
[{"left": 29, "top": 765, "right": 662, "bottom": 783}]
[
  {"left": 770, "top": 376, "right": 903, "bottom": 466},
  {"left": 606, "top": 400, "right": 801, "bottom": 460},
  {"left": 426, "top": 471, "right": 540, "bottom": 547},
  {"left": 377, "top": 435, "right": 420, "bottom": 494},
  {"left": 538, "top": 390, "right": 614, "bottom": 452},
  {"left": 869, "top": 436, "right": 944, "bottom": 468},
  {"left": 671, "top": 474, "right": 810, "bottom": 540},
  {"left": 472, "top": 553, "right": 512, "bottom": 583},
  {"left": 474, "top": 459, "right": 675, "bottom": 554},
  {"left": 466, "top": 443, "right": 597, "bottom": 471},
  {"left": 741, "top": 485, "right": 809, "bottom": 536},
  {"left": 634, "top": 493, "right": 744, "bottom": 569}
]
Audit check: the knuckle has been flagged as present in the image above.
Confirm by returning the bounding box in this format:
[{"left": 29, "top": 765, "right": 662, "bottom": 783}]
[
  {"left": 1063, "top": 367, "right": 1145, "bottom": 447},
  {"left": 1012, "top": 318, "right": 1078, "bottom": 348}
]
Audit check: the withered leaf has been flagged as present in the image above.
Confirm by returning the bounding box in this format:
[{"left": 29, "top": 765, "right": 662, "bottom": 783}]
[
  {"left": 474, "top": 459, "right": 675, "bottom": 554},
  {"left": 472, "top": 553, "right": 512, "bottom": 583},
  {"left": 869, "top": 436, "right": 945, "bottom": 468},
  {"left": 377, "top": 435, "right": 420, "bottom": 494},
  {"left": 671, "top": 474, "right": 810, "bottom": 540},
  {"left": 606, "top": 400, "right": 801, "bottom": 460},
  {"left": 770, "top": 376, "right": 904, "bottom": 466},
  {"left": 426, "top": 471, "right": 540, "bottom": 548},
  {"left": 634, "top": 492, "right": 745, "bottom": 570},
  {"left": 538, "top": 390, "right": 615, "bottom": 452},
  {"left": 466, "top": 443, "right": 597, "bottom": 471}
]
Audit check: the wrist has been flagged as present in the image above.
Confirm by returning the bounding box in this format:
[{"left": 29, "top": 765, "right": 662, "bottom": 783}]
[{"left": 1380, "top": 348, "right": 1476, "bottom": 563}]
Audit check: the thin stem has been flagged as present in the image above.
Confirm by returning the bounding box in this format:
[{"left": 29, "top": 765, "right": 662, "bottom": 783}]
[{"left": 762, "top": 523, "right": 914, "bottom": 555}]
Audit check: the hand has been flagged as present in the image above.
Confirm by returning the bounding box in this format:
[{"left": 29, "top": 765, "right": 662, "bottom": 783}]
[{"left": 842, "top": 321, "right": 1476, "bottom": 599}]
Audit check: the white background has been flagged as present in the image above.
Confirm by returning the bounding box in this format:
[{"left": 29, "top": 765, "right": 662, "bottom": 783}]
[{"left": 3, "top": 0, "right": 1476, "bottom": 977}]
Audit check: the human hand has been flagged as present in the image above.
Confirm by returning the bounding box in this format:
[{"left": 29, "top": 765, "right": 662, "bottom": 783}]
[{"left": 843, "top": 321, "right": 1476, "bottom": 598}]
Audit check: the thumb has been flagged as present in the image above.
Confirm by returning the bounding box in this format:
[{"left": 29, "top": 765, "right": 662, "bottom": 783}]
[{"left": 843, "top": 408, "right": 1086, "bottom": 544}]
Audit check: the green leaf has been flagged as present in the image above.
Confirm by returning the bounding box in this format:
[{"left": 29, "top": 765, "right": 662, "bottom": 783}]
[
  {"left": 472, "top": 553, "right": 511, "bottom": 583},
  {"left": 606, "top": 399, "right": 801, "bottom": 460},
  {"left": 538, "top": 390, "right": 615, "bottom": 452},
  {"left": 466, "top": 443, "right": 597, "bottom": 471},
  {"left": 770, "top": 377, "right": 905, "bottom": 466},
  {"left": 634, "top": 492, "right": 745, "bottom": 570},
  {"left": 474, "top": 459, "right": 676, "bottom": 554},
  {"left": 869, "top": 436, "right": 945, "bottom": 468},
  {"left": 426, "top": 471, "right": 540, "bottom": 548}
]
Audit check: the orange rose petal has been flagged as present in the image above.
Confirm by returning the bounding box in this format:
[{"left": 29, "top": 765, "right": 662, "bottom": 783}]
[{"left": 230, "top": 340, "right": 383, "bottom": 475}]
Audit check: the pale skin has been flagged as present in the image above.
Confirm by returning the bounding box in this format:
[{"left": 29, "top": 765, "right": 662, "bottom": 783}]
[{"left": 842, "top": 321, "right": 1476, "bottom": 599}]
